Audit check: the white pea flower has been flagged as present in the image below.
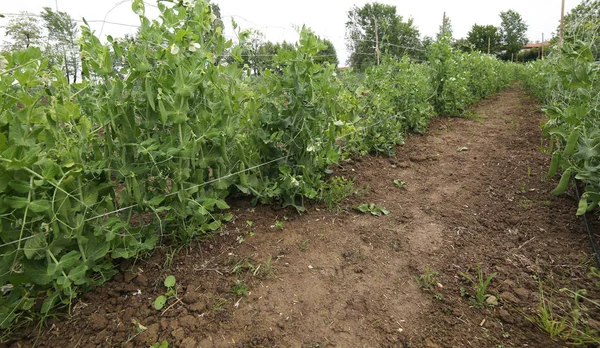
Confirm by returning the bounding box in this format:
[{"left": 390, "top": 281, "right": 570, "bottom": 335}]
[
  {"left": 0, "top": 56, "right": 8, "bottom": 71},
  {"left": 209, "top": 12, "right": 217, "bottom": 23},
  {"left": 170, "top": 44, "right": 180, "bottom": 55},
  {"left": 306, "top": 145, "right": 316, "bottom": 152},
  {"left": 332, "top": 72, "right": 337, "bottom": 77},
  {"left": 135, "top": 8, "right": 144, "bottom": 16},
  {"left": 183, "top": 0, "right": 195, "bottom": 8},
  {"left": 333, "top": 120, "right": 344, "bottom": 127},
  {"left": 188, "top": 42, "right": 200, "bottom": 52},
  {"left": 290, "top": 177, "right": 300, "bottom": 187}
]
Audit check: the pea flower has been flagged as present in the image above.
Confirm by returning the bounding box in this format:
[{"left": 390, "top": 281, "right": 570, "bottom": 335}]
[
  {"left": 0, "top": 56, "right": 7, "bottom": 71},
  {"left": 170, "top": 44, "right": 180, "bottom": 55},
  {"left": 188, "top": 42, "right": 200, "bottom": 52}
]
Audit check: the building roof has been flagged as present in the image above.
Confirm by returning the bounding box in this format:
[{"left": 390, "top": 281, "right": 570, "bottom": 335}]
[{"left": 523, "top": 42, "right": 551, "bottom": 49}]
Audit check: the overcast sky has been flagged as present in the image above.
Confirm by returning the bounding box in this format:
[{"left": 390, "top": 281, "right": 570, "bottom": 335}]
[{"left": 1, "top": 0, "right": 579, "bottom": 65}]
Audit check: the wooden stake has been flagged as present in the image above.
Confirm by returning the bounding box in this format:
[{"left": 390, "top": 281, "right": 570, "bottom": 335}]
[
  {"left": 560, "top": 0, "right": 565, "bottom": 45},
  {"left": 442, "top": 12, "right": 446, "bottom": 34},
  {"left": 375, "top": 18, "right": 380, "bottom": 65},
  {"left": 487, "top": 36, "right": 491, "bottom": 55},
  {"left": 541, "top": 33, "right": 545, "bottom": 60}
]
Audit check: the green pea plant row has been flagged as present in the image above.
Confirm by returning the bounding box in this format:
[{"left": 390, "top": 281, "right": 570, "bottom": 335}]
[
  {"left": 0, "top": 0, "right": 516, "bottom": 330},
  {"left": 520, "top": 10, "right": 600, "bottom": 215}
]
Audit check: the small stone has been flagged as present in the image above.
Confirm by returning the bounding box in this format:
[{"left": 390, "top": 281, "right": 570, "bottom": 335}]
[
  {"left": 500, "top": 292, "right": 519, "bottom": 304},
  {"left": 498, "top": 309, "right": 515, "bottom": 324},
  {"left": 180, "top": 337, "right": 197, "bottom": 348},
  {"left": 485, "top": 295, "right": 498, "bottom": 306},
  {"left": 424, "top": 337, "right": 441, "bottom": 348},
  {"left": 89, "top": 313, "right": 108, "bottom": 331},
  {"left": 134, "top": 273, "right": 148, "bottom": 286},
  {"left": 171, "top": 327, "right": 186, "bottom": 341},
  {"left": 514, "top": 288, "right": 529, "bottom": 299}
]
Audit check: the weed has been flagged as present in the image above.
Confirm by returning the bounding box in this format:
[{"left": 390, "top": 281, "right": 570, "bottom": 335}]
[
  {"left": 457, "top": 146, "right": 469, "bottom": 152},
  {"left": 319, "top": 176, "right": 356, "bottom": 211},
  {"left": 434, "top": 293, "right": 445, "bottom": 301},
  {"left": 154, "top": 275, "right": 177, "bottom": 310},
  {"left": 253, "top": 256, "right": 274, "bottom": 278},
  {"left": 519, "top": 197, "right": 533, "bottom": 210},
  {"left": 460, "top": 265, "right": 496, "bottom": 308},
  {"left": 355, "top": 203, "right": 390, "bottom": 216},
  {"left": 298, "top": 239, "right": 310, "bottom": 252},
  {"left": 415, "top": 265, "right": 438, "bottom": 290},
  {"left": 393, "top": 179, "right": 407, "bottom": 189},
  {"left": 231, "top": 258, "right": 256, "bottom": 277},
  {"left": 274, "top": 220, "right": 284, "bottom": 230},
  {"left": 525, "top": 279, "right": 600, "bottom": 345},
  {"left": 231, "top": 280, "right": 249, "bottom": 296},
  {"left": 150, "top": 341, "right": 169, "bottom": 348},
  {"left": 213, "top": 298, "right": 228, "bottom": 312}
]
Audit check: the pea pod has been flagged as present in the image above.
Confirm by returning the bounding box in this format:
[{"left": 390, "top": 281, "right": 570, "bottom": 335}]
[
  {"left": 551, "top": 169, "right": 572, "bottom": 196},
  {"left": 563, "top": 129, "right": 579, "bottom": 157},
  {"left": 547, "top": 152, "right": 561, "bottom": 178},
  {"left": 239, "top": 162, "right": 248, "bottom": 187},
  {"left": 576, "top": 195, "right": 588, "bottom": 216}
]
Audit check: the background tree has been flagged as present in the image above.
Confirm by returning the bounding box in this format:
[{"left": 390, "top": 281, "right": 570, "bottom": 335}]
[
  {"left": 453, "top": 38, "right": 473, "bottom": 52},
  {"left": 2, "top": 13, "right": 44, "bottom": 51},
  {"left": 40, "top": 7, "right": 80, "bottom": 84},
  {"left": 240, "top": 29, "right": 267, "bottom": 75},
  {"left": 314, "top": 39, "right": 339, "bottom": 67},
  {"left": 466, "top": 24, "right": 502, "bottom": 54},
  {"left": 499, "top": 10, "right": 528, "bottom": 60},
  {"left": 345, "top": 2, "right": 420, "bottom": 70}
]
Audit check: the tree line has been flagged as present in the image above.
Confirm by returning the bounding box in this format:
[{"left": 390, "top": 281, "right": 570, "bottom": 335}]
[
  {"left": 346, "top": 2, "right": 534, "bottom": 70},
  {"left": 3, "top": 1, "right": 595, "bottom": 76}
]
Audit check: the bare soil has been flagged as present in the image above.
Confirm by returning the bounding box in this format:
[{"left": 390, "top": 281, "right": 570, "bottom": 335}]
[{"left": 9, "top": 86, "right": 600, "bottom": 347}]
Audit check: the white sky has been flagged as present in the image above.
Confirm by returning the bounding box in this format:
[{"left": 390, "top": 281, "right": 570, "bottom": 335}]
[{"left": 1, "top": 0, "right": 579, "bottom": 65}]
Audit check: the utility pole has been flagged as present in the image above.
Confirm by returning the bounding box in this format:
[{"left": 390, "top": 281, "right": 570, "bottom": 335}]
[
  {"left": 375, "top": 18, "right": 380, "bottom": 65},
  {"left": 488, "top": 37, "right": 491, "bottom": 55},
  {"left": 560, "top": 0, "right": 565, "bottom": 45}
]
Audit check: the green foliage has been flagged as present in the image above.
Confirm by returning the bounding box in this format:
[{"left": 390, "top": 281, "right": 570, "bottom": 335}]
[
  {"left": 355, "top": 203, "right": 389, "bottom": 216},
  {"left": 499, "top": 10, "right": 529, "bottom": 60},
  {"left": 460, "top": 265, "right": 496, "bottom": 308},
  {"left": 466, "top": 24, "right": 502, "bottom": 55},
  {"left": 520, "top": 3, "right": 600, "bottom": 215},
  {"left": 0, "top": 0, "right": 519, "bottom": 329},
  {"left": 339, "top": 56, "right": 435, "bottom": 154},
  {"left": 415, "top": 265, "right": 438, "bottom": 289},
  {"left": 2, "top": 13, "right": 44, "bottom": 51},
  {"left": 40, "top": 7, "right": 80, "bottom": 84},
  {"left": 230, "top": 280, "right": 249, "bottom": 296},
  {"left": 393, "top": 179, "right": 407, "bottom": 189},
  {"left": 428, "top": 34, "right": 515, "bottom": 116},
  {"left": 437, "top": 16, "right": 453, "bottom": 40},
  {"left": 559, "top": 0, "right": 600, "bottom": 58},
  {"left": 319, "top": 176, "right": 356, "bottom": 211},
  {"left": 154, "top": 275, "right": 177, "bottom": 310},
  {"left": 345, "top": 2, "right": 421, "bottom": 70}
]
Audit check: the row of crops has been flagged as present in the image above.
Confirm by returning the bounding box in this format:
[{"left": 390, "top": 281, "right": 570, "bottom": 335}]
[
  {"left": 0, "top": 0, "right": 516, "bottom": 328},
  {"left": 519, "top": 4, "right": 599, "bottom": 215}
]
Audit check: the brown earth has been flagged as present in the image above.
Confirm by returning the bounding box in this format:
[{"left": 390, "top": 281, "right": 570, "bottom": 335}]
[{"left": 9, "top": 86, "right": 600, "bottom": 347}]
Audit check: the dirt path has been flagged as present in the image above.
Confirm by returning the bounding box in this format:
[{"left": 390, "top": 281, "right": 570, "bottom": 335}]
[{"left": 12, "top": 86, "right": 600, "bottom": 347}]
